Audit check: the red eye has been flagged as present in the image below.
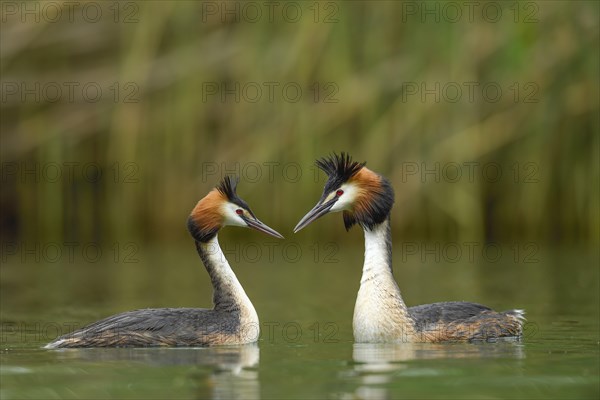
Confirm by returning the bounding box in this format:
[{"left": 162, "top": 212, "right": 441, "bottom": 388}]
[
  {"left": 236, "top": 209, "right": 243, "bottom": 215},
  {"left": 336, "top": 190, "right": 344, "bottom": 196}
]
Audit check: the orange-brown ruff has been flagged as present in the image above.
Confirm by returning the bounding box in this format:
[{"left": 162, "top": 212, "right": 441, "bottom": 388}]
[
  {"left": 189, "top": 189, "right": 226, "bottom": 233},
  {"left": 45, "top": 177, "right": 282, "bottom": 348},
  {"left": 343, "top": 168, "right": 384, "bottom": 226},
  {"left": 295, "top": 153, "right": 525, "bottom": 343}
]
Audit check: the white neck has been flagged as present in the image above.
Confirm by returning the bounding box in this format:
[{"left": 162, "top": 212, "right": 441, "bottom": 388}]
[
  {"left": 197, "top": 235, "right": 258, "bottom": 325},
  {"left": 353, "top": 219, "right": 415, "bottom": 342}
]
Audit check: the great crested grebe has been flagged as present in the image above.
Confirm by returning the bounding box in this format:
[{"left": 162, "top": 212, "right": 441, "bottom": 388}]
[
  {"left": 45, "top": 176, "right": 283, "bottom": 348},
  {"left": 294, "top": 153, "right": 524, "bottom": 343}
]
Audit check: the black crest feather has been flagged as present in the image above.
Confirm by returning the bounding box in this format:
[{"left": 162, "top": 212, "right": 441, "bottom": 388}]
[
  {"left": 316, "top": 152, "right": 366, "bottom": 195},
  {"left": 216, "top": 175, "right": 254, "bottom": 216},
  {"left": 216, "top": 175, "right": 239, "bottom": 201},
  {"left": 316, "top": 152, "right": 365, "bottom": 182}
]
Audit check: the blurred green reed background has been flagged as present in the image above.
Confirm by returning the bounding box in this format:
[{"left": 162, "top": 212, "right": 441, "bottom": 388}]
[{"left": 1, "top": 1, "right": 598, "bottom": 246}]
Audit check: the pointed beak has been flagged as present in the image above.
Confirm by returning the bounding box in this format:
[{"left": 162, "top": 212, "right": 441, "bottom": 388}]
[
  {"left": 243, "top": 216, "right": 284, "bottom": 239},
  {"left": 293, "top": 198, "right": 338, "bottom": 233}
]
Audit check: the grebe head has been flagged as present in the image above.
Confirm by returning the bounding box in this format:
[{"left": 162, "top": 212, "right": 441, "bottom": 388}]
[
  {"left": 188, "top": 176, "right": 284, "bottom": 242},
  {"left": 294, "top": 152, "right": 394, "bottom": 232}
]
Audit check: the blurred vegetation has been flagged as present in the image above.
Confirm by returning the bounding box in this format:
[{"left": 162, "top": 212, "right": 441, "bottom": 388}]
[{"left": 1, "top": 1, "right": 598, "bottom": 245}]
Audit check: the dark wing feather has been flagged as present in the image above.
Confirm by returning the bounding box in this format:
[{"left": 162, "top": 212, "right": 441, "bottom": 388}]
[
  {"left": 409, "top": 301, "right": 492, "bottom": 329},
  {"left": 49, "top": 308, "right": 238, "bottom": 347},
  {"left": 409, "top": 302, "right": 525, "bottom": 341},
  {"left": 74, "top": 308, "right": 202, "bottom": 332}
]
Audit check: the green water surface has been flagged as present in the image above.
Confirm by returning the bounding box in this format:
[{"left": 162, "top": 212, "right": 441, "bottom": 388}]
[{"left": 1, "top": 242, "right": 598, "bottom": 399}]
